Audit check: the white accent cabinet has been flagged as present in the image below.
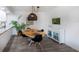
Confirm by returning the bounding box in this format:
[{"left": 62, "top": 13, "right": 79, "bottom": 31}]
[{"left": 47, "top": 25, "right": 65, "bottom": 44}]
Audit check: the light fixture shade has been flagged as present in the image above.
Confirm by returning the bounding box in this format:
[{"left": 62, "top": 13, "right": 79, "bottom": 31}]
[{"left": 27, "top": 13, "right": 37, "bottom": 21}]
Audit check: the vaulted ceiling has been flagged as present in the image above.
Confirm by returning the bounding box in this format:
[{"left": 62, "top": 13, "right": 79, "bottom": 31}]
[
  {"left": 2, "top": 6, "right": 79, "bottom": 15},
  {"left": 7, "top": 6, "right": 56, "bottom": 14}
]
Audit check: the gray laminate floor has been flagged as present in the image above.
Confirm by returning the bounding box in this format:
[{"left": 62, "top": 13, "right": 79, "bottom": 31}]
[{"left": 3, "top": 35, "right": 77, "bottom": 52}]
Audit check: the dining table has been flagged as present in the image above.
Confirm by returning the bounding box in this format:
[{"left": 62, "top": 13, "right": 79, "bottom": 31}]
[{"left": 22, "top": 28, "right": 46, "bottom": 38}]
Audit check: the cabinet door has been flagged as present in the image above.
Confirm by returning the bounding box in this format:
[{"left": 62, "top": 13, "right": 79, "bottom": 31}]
[
  {"left": 48, "top": 31, "right": 52, "bottom": 37},
  {"left": 53, "top": 32, "right": 60, "bottom": 41}
]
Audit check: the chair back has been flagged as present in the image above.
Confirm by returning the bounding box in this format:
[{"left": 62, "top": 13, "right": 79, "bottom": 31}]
[
  {"left": 35, "top": 34, "right": 42, "bottom": 40},
  {"left": 32, "top": 34, "right": 42, "bottom": 42}
]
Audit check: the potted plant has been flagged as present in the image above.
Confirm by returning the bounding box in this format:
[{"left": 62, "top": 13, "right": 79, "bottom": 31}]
[{"left": 11, "top": 20, "right": 26, "bottom": 35}]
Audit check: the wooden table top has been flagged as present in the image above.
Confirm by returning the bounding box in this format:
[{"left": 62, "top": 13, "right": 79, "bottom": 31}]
[{"left": 22, "top": 29, "right": 46, "bottom": 38}]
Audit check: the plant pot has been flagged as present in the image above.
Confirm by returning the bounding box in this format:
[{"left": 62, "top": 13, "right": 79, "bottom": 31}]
[{"left": 17, "top": 30, "right": 22, "bottom": 36}]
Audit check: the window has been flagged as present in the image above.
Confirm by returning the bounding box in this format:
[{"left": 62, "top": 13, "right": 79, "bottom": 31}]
[
  {"left": 0, "top": 7, "right": 6, "bottom": 28},
  {"left": 0, "top": 10, "right": 6, "bottom": 21}
]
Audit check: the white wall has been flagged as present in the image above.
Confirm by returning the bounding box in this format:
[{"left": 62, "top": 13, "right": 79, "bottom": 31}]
[
  {"left": 33, "top": 12, "right": 51, "bottom": 34},
  {"left": 50, "top": 7, "right": 79, "bottom": 51},
  {"left": 64, "top": 7, "right": 79, "bottom": 51},
  {"left": 0, "top": 28, "right": 12, "bottom": 51}
]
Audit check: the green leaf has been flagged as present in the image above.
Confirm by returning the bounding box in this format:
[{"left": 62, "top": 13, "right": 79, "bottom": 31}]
[{"left": 11, "top": 20, "right": 26, "bottom": 31}]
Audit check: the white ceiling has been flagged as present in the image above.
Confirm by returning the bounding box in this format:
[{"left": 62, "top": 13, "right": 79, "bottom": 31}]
[{"left": 7, "top": 6, "right": 57, "bottom": 14}]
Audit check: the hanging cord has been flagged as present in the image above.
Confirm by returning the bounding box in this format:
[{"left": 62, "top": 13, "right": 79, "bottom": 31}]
[
  {"left": 32, "top": 6, "right": 33, "bottom": 13},
  {"left": 32, "top": 6, "right": 39, "bottom": 13},
  {"left": 32, "top": 6, "right": 35, "bottom": 13}
]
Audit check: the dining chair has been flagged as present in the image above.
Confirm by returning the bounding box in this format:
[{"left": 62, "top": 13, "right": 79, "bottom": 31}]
[{"left": 29, "top": 34, "right": 43, "bottom": 47}]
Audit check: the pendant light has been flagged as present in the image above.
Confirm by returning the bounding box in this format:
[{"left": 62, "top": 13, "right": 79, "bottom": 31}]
[{"left": 27, "top": 6, "right": 37, "bottom": 21}]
